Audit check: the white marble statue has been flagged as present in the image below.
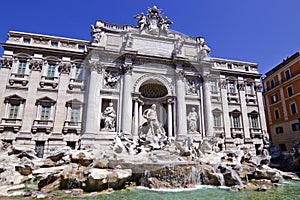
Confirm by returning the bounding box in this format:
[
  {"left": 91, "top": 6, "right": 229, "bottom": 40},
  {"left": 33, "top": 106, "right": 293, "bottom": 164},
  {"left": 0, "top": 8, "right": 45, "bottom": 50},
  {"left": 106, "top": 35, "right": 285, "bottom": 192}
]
[
  {"left": 187, "top": 107, "right": 199, "bottom": 134},
  {"left": 91, "top": 25, "right": 104, "bottom": 43},
  {"left": 142, "top": 104, "right": 166, "bottom": 137},
  {"left": 103, "top": 71, "right": 120, "bottom": 88},
  {"left": 133, "top": 12, "right": 147, "bottom": 31},
  {"left": 197, "top": 37, "right": 211, "bottom": 59},
  {"left": 101, "top": 102, "right": 116, "bottom": 131}
]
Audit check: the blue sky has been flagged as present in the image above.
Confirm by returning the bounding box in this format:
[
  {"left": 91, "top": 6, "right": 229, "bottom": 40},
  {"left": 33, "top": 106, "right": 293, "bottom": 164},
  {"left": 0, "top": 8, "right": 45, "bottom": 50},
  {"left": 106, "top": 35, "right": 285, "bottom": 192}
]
[{"left": 0, "top": 0, "right": 299, "bottom": 75}]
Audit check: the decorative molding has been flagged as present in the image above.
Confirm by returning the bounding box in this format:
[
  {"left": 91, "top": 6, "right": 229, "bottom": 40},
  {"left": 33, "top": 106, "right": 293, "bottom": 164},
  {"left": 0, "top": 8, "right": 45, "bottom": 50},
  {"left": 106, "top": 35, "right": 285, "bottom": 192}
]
[
  {"left": 29, "top": 60, "right": 43, "bottom": 71},
  {"left": 58, "top": 63, "right": 71, "bottom": 74},
  {"left": 133, "top": 73, "right": 174, "bottom": 95},
  {"left": 0, "top": 57, "right": 13, "bottom": 69}
]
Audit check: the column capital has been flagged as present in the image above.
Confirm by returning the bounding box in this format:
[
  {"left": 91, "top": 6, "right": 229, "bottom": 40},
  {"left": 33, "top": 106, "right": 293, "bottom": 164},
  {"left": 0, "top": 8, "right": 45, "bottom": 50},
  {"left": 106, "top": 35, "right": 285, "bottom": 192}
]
[
  {"left": 254, "top": 84, "right": 263, "bottom": 92},
  {"left": 29, "top": 59, "right": 43, "bottom": 71},
  {"left": 88, "top": 60, "right": 103, "bottom": 73},
  {"left": 58, "top": 62, "right": 71, "bottom": 74},
  {"left": 0, "top": 57, "right": 13, "bottom": 69},
  {"left": 220, "top": 80, "right": 228, "bottom": 89},
  {"left": 167, "top": 96, "right": 175, "bottom": 104},
  {"left": 121, "top": 63, "right": 133, "bottom": 74},
  {"left": 237, "top": 81, "right": 245, "bottom": 91}
]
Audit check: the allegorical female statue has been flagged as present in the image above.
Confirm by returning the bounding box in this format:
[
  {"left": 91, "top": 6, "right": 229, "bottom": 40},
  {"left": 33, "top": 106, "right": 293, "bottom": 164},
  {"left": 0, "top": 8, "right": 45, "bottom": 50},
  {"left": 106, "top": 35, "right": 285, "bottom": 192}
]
[
  {"left": 187, "top": 107, "right": 199, "bottom": 134},
  {"left": 101, "top": 102, "right": 116, "bottom": 132}
]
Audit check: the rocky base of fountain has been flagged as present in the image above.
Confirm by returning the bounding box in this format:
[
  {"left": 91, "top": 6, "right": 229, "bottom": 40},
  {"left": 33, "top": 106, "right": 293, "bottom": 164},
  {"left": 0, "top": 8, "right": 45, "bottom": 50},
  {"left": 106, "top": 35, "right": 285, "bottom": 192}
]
[{"left": 0, "top": 138, "right": 299, "bottom": 198}]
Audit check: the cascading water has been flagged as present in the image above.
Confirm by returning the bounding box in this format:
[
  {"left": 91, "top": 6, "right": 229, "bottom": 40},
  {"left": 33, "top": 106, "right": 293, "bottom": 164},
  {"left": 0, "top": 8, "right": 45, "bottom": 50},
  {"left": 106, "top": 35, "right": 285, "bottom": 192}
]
[
  {"left": 183, "top": 166, "right": 202, "bottom": 187},
  {"left": 215, "top": 173, "right": 225, "bottom": 186}
]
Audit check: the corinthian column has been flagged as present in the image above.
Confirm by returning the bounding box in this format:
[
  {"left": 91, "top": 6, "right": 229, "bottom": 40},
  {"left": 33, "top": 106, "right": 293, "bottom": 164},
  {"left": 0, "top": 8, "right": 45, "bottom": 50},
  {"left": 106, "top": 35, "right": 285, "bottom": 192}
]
[
  {"left": 167, "top": 97, "right": 174, "bottom": 137},
  {"left": 121, "top": 57, "right": 133, "bottom": 135},
  {"left": 203, "top": 75, "right": 213, "bottom": 137},
  {"left": 84, "top": 60, "right": 102, "bottom": 134},
  {"left": 175, "top": 64, "right": 187, "bottom": 139}
]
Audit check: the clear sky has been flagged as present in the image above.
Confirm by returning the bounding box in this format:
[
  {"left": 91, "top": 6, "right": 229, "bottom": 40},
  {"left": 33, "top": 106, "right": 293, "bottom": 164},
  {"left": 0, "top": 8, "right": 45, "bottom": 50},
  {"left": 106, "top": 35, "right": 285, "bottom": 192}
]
[{"left": 0, "top": 0, "right": 299, "bottom": 75}]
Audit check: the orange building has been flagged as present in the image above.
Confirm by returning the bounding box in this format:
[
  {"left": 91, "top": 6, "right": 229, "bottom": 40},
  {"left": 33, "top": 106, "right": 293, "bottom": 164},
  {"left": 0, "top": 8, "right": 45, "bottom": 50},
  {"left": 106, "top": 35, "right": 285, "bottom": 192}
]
[{"left": 263, "top": 52, "right": 300, "bottom": 151}]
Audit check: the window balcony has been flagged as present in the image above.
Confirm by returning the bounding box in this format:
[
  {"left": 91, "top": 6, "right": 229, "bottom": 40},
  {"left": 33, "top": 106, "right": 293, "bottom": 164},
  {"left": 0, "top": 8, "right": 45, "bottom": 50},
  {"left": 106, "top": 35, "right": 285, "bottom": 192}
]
[
  {"left": 40, "top": 76, "right": 59, "bottom": 89},
  {"left": 0, "top": 118, "right": 22, "bottom": 132},
  {"left": 68, "top": 78, "right": 84, "bottom": 91},
  {"left": 32, "top": 119, "right": 53, "bottom": 133},
  {"left": 246, "top": 94, "right": 257, "bottom": 104},
  {"left": 231, "top": 127, "right": 243, "bottom": 138},
  {"left": 250, "top": 128, "right": 262, "bottom": 139},
  {"left": 8, "top": 73, "right": 29, "bottom": 86},
  {"left": 63, "top": 121, "right": 82, "bottom": 134},
  {"left": 213, "top": 127, "right": 224, "bottom": 138}
]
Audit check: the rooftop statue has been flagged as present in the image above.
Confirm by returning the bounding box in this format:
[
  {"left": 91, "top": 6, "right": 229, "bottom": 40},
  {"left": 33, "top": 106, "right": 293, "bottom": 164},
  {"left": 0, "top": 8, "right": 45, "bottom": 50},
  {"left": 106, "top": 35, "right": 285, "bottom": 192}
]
[{"left": 133, "top": 6, "right": 173, "bottom": 35}]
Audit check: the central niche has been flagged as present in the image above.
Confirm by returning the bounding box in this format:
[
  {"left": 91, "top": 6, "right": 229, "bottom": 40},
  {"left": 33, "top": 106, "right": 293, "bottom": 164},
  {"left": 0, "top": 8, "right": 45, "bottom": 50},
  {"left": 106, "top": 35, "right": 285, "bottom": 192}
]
[{"left": 139, "top": 81, "right": 168, "bottom": 98}]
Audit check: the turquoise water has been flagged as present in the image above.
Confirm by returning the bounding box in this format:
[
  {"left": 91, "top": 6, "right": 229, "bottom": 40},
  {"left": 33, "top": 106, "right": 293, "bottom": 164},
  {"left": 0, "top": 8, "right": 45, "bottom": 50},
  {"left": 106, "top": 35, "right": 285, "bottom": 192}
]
[{"left": 63, "top": 181, "right": 300, "bottom": 200}]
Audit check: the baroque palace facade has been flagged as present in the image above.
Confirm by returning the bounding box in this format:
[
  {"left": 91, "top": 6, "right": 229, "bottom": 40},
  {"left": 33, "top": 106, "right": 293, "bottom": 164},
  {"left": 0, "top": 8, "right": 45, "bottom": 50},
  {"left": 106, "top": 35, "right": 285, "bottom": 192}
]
[{"left": 0, "top": 6, "right": 267, "bottom": 157}]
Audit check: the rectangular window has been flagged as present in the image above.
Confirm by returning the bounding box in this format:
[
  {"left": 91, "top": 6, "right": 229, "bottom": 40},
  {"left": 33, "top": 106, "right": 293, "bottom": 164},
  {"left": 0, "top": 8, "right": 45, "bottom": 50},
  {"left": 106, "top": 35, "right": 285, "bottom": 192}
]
[
  {"left": 232, "top": 114, "right": 240, "bottom": 128},
  {"left": 9, "top": 104, "right": 19, "bottom": 119},
  {"left": 75, "top": 67, "right": 83, "bottom": 81},
  {"left": 227, "top": 64, "right": 232, "bottom": 69},
  {"left": 250, "top": 115, "right": 259, "bottom": 129},
  {"left": 17, "top": 61, "right": 27, "bottom": 74},
  {"left": 210, "top": 81, "right": 218, "bottom": 93},
  {"left": 285, "top": 69, "right": 291, "bottom": 81},
  {"left": 70, "top": 107, "right": 80, "bottom": 122},
  {"left": 213, "top": 114, "right": 221, "bottom": 127},
  {"left": 41, "top": 105, "right": 51, "bottom": 120},
  {"left": 290, "top": 103, "right": 297, "bottom": 115},
  {"left": 228, "top": 81, "right": 235, "bottom": 93},
  {"left": 246, "top": 83, "right": 253, "bottom": 95},
  {"left": 271, "top": 94, "right": 278, "bottom": 104},
  {"left": 274, "top": 109, "right": 280, "bottom": 120},
  {"left": 35, "top": 141, "right": 45, "bottom": 158},
  {"left": 292, "top": 123, "right": 300, "bottom": 131},
  {"left": 47, "top": 64, "right": 56, "bottom": 77},
  {"left": 275, "top": 126, "right": 284, "bottom": 134},
  {"left": 287, "top": 86, "right": 294, "bottom": 97},
  {"left": 279, "top": 144, "right": 287, "bottom": 151},
  {"left": 270, "top": 79, "right": 275, "bottom": 89}
]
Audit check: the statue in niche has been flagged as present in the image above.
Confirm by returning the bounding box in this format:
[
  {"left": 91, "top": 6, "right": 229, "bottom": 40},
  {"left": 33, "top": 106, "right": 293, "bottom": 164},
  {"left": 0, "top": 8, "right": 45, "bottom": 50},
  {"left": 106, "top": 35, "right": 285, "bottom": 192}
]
[
  {"left": 103, "top": 70, "right": 120, "bottom": 88},
  {"left": 196, "top": 37, "right": 211, "bottom": 60},
  {"left": 91, "top": 25, "right": 104, "bottom": 43},
  {"left": 187, "top": 107, "right": 199, "bottom": 134},
  {"left": 140, "top": 104, "right": 166, "bottom": 138},
  {"left": 101, "top": 102, "right": 116, "bottom": 132}
]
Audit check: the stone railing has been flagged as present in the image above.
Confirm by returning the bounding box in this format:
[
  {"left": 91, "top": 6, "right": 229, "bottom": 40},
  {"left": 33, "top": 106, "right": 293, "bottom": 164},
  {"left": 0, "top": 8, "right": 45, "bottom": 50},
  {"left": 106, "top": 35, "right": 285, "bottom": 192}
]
[
  {"left": 40, "top": 76, "right": 59, "bottom": 89},
  {"left": 32, "top": 119, "right": 53, "bottom": 133},
  {"left": 0, "top": 118, "right": 22, "bottom": 132},
  {"left": 68, "top": 78, "right": 84, "bottom": 91},
  {"left": 250, "top": 128, "right": 262, "bottom": 139},
  {"left": 8, "top": 73, "right": 29, "bottom": 86},
  {"left": 231, "top": 128, "right": 243, "bottom": 138},
  {"left": 63, "top": 121, "right": 82, "bottom": 134}
]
